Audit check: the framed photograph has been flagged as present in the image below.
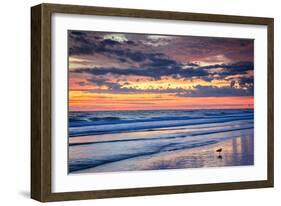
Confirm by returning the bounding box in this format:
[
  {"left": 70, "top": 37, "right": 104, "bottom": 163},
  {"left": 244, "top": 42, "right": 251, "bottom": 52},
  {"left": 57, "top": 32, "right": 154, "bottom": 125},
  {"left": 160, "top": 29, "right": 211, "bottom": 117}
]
[{"left": 31, "top": 3, "right": 274, "bottom": 202}]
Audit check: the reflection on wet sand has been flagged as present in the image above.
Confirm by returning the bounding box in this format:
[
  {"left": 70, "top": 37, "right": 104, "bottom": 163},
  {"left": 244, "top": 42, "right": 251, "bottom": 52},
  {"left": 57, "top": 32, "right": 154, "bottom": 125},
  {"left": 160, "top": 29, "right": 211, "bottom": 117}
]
[
  {"left": 75, "top": 135, "right": 253, "bottom": 173},
  {"left": 147, "top": 135, "right": 254, "bottom": 169}
]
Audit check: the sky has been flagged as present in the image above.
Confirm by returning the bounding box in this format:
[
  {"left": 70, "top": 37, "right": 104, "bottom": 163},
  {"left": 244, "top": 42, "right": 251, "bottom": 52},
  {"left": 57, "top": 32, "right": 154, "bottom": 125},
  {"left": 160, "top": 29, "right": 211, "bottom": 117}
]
[{"left": 68, "top": 30, "right": 254, "bottom": 111}]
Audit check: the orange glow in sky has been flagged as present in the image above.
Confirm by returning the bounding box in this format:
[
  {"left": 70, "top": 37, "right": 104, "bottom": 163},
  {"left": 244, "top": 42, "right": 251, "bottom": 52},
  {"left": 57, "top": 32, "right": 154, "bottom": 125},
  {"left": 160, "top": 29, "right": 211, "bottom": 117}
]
[{"left": 69, "top": 91, "right": 253, "bottom": 111}]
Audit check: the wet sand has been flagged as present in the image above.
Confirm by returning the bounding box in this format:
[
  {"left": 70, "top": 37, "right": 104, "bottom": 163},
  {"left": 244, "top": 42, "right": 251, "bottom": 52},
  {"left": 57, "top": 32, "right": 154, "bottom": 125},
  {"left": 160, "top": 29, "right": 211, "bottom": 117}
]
[{"left": 73, "top": 134, "right": 253, "bottom": 174}]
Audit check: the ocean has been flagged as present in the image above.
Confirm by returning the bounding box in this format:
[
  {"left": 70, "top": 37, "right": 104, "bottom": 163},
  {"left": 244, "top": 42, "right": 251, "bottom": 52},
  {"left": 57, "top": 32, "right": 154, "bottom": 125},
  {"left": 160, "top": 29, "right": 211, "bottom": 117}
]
[{"left": 68, "top": 109, "right": 254, "bottom": 173}]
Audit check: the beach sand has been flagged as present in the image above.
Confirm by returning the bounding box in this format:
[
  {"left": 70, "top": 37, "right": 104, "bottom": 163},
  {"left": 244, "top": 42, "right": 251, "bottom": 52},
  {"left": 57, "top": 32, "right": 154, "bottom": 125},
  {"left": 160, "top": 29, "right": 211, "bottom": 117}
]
[{"left": 72, "top": 134, "right": 253, "bottom": 174}]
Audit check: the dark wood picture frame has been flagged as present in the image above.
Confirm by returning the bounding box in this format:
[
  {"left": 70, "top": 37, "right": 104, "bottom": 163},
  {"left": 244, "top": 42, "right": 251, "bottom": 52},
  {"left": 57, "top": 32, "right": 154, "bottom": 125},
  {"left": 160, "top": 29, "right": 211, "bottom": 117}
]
[{"left": 31, "top": 3, "right": 274, "bottom": 202}]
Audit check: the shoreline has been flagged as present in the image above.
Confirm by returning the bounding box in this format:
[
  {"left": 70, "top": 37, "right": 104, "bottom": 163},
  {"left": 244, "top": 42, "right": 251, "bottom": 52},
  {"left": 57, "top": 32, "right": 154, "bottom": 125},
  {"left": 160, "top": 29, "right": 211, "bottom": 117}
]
[{"left": 71, "top": 134, "right": 254, "bottom": 174}]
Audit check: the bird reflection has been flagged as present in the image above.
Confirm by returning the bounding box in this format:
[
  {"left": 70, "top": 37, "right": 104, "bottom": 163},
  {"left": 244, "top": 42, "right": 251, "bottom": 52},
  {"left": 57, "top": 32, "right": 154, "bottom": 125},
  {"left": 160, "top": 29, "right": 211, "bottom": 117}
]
[{"left": 216, "top": 148, "right": 223, "bottom": 159}]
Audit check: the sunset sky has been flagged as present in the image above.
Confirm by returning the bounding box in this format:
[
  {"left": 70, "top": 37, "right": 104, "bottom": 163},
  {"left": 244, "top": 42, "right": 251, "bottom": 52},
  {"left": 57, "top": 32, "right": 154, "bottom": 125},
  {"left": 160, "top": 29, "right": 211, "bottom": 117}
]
[{"left": 68, "top": 31, "right": 254, "bottom": 111}]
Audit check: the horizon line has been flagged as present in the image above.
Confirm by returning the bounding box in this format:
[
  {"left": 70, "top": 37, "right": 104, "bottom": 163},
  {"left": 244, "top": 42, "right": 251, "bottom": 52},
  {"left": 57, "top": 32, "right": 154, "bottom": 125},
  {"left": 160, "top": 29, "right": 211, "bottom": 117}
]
[{"left": 69, "top": 107, "right": 254, "bottom": 113}]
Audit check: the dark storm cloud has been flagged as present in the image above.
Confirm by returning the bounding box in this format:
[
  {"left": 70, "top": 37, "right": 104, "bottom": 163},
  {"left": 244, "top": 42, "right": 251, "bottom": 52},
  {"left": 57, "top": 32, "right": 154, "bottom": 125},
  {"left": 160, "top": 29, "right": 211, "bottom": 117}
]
[
  {"left": 70, "top": 31, "right": 86, "bottom": 36},
  {"left": 100, "top": 39, "right": 121, "bottom": 46},
  {"left": 72, "top": 60, "right": 252, "bottom": 81},
  {"left": 123, "top": 51, "right": 148, "bottom": 62},
  {"left": 208, "top": 38, "right": 253, "bottom": 46},
  {"left": 126, "top": 40, "right": 136, "bottom": 45},
  {"left": 199, "top": 62, "right": 254, "bottom": 81},
  {"left": 69, "top": 31, "right": 119, "bottom": 55},
  {"left": 145, "top": 56, "right": 178, "bottom": 67},
  {"left": 86, "top": 76, "right": 135, "bottom": 92},
  {"left": 239, "top": 76, "right": 254, "bottom": 86},
  {"left": 72, "top": 65, "right": 210, "bottom": 81},
  {"left": 85, "top": 77, "right": 141, "bottom": 93},
  {"left": 201, "top": 61, "right": 253, "bottom": 73},
  {"left": 177, "top": 85, "right": 253, "bottom": 97},
  {"left": 186, "top": 62, "right": 199, "bottom": 67},
  {"left": 68, "top": 31, "right": 96, "bottom": 55},
  {"left": 69, "top": 31, "right": 176, "bottom": 66}
]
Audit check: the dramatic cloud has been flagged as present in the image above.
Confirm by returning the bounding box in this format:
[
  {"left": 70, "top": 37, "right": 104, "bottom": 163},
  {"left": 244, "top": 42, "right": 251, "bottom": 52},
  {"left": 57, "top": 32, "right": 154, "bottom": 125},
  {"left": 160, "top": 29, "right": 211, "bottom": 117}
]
[
  {"left": 72, "top": 66, "right": 210, "bottom": 81},
  {"left": 68, "top": 30, "right": 254, "bottom": 110},
  {"left": 72, "top": 61, "right": 253, "bottom": 82},
  {"left": 177, "top": 85, "right": 253, "bottom": 97},
  {"left": 201, "top": 62, "right": 253, "bottom": 74}
]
